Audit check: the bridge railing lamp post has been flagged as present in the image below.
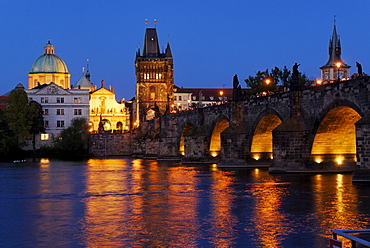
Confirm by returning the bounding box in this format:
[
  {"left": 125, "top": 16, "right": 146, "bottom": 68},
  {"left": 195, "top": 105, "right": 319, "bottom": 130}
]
[
  {"left": 264, "top": 78, "right": 271, "bottom": 94},
  {"left": 219, "top": 91, "right": 224, "bottom": 103}
]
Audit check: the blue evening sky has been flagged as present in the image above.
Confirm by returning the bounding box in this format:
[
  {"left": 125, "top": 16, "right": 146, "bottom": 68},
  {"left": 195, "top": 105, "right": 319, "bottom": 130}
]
[{"left": 0, "top": 0, "right": 369, "bottom": 100}]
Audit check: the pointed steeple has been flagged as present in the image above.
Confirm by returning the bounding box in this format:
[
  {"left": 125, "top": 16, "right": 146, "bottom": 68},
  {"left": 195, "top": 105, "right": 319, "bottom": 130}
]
[
  {"left": 321, "top": 20, "right": 348, "bottom": 68},
  {"left": 85, "top": 59, "right": 91, "bottom": 81},
  {"left": 320, "top": 18, "right": 351, "bottom": 81},
  {"left": 142, "top": 28, "right": 160, "bottom": 57},
  {"left": 165, "top": 43, "right": 172, "bottom": 57}
]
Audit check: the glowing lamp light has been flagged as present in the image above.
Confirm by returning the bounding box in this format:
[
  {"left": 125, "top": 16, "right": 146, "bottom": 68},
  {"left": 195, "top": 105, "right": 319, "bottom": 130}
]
[
  {"left": 219, "top": 91, "right": 224, "bottom": 96},
  {"left": 181, "top": 151, "right": 185, "bottom": 156},
  {"left": 336, "top": 155, "right": 344, "bottom": 165},
  {"left": 253, "top": 155, "right": 260, "bottom": 161},
  {"left": 336, "top": 62, "right": 342, "bottom": 68},
  {"left": 211, "top": 151, "right": 218, "bottom": 157},
  {"left": 265, "top": 79, "right": 271, "bottom": 85},
  {"left": 315, "top": 157, "right": 323, "bottom": 164},
  {"left": 316, "top": 80, "right": 322, "bottom": 85}
]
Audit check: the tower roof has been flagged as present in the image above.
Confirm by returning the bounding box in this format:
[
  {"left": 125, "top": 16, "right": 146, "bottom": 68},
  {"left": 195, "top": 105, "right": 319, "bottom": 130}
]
[
  {"left": 143, "top": 28, "right": 160, "bottom": 57},
  {"left": 30, "top": 40, "right": 69, "bottom": 74},
  {"left": 74, "top": 75, "right": 93, "bottom": 88},
  {"left": 321, "top": 23, "right": 350, "bottom": 69},
  {"left": 137, "top": 27, "right": 172, "bottom": 59}
]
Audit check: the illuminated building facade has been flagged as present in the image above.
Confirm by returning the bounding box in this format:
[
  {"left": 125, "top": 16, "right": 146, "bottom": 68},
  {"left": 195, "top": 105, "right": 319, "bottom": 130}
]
[
  {"left": 24, "top": 41, "right": 90, "bottom": 148},
  {"left": 89, "top": 80, "right": 130, "bottom": 133},
  {"left": 28, "top": 40, "right": 71, "bottom": 89},
  {"left": 320, "top": 22, "right": 350, "bottom": 81},
  {"left": 134, "top": 27, "right": 174, "bottom": 124},
  {"left": 174, "top": 86, "right": 232, "bottom": 110},
  {"left": 25, "top": 82, "right": 90, "bottom": 147}
]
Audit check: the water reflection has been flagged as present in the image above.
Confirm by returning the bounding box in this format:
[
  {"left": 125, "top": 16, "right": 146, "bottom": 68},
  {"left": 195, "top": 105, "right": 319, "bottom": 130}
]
[
  {"left": 2, "top": 159, "right": 370, "bottom": 247},
  {"left": 250, "top": 177, "right": 289, "bottom": 247}
]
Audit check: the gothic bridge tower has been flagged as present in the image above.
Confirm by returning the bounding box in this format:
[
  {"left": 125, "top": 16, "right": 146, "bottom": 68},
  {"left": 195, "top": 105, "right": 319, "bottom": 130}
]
[
  {"left": 320, "top": 20, "right": 350, "bottom": 81},
  {"left": 134, "top": 27, "right": 174, "bottom": 124}
]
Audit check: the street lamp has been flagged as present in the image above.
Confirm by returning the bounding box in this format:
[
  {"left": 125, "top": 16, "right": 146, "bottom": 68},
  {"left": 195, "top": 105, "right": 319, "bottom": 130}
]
[
  {"left": 336, "top": 62, "right": 342, "bottom": 80},
  {"left": 264, "top": 78, "right": 271, "bottom": 95},
  {"left": 219, "top": 90, "right": 224, "bottom": 103}
]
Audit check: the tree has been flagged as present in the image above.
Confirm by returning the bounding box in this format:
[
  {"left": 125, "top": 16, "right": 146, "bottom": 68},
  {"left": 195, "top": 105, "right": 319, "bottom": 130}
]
[
  {"left": 0, "top": 109, "right": 19, "bottom": 161},
  {"left": 54, "top": 117, "right": 89, "bottom": 160},
  {"left": 5, "top": 88, "right": 31, "bottom": 143},
  {"left": 244, "top": 66, "right": 313, "bottom": 95},
  {"left": 29, "top": 100, "right": 45, "bottom": 157}
]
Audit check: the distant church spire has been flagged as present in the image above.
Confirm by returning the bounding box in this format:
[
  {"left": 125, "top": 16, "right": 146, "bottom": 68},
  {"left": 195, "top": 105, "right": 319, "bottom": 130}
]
[
  {"left": 85, "top": 59, "right": 91, "bottom": 81},
  {"left": 320, "top": 18, "right": 350, "bottom": 81}
]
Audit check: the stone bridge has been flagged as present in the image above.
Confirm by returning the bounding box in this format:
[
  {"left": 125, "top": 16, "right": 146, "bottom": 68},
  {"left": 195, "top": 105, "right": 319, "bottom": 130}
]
[{"left": 133, "top": 77, "right": 370, "bottom": 182}]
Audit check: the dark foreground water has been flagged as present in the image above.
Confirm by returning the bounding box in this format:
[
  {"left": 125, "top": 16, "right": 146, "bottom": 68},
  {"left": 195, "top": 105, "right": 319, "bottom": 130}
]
[{"left": 1, "top": 158, "right": 370, "bottom": 247}]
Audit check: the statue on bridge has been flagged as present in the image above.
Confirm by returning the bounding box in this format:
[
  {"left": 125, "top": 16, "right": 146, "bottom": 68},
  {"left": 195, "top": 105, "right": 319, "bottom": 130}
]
[
  {"left": 291, "top": 62, "right": 301, "bottom": 91},
  {"left": 233, "top": 74, "right": 243, "bottom": 100},
  {"left": 356, "top": 62, "right": 363, "bottom": 76}
]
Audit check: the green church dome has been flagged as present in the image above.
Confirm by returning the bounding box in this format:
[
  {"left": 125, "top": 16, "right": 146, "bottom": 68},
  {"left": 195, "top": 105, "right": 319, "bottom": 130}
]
[{"left": 30, "top": 40, "right": 69, "bottom": 74}]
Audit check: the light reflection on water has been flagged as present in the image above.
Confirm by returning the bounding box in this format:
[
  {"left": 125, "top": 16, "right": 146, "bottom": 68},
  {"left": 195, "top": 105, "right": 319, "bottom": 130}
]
[{"left": 1, "top": 159, "right": 370, "bottom": 247}]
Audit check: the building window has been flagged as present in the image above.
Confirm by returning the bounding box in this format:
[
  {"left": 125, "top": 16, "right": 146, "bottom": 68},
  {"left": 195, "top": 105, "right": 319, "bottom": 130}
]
[
  {"left": 57, "top": 120, "right": 65, "bottom": 127},
  {"left": 74, "top": 97, "right": 82, "bottom": 103},
  {"left": 29, "top": 97, "right": 33, "bottom": 101},
  {"left": 40, "top": 133, "right": 49, "bottom": 140},
  {"left": 57, "top": 97, "right": 64, "bottom": 103},
  {"left": 44, "top": 120, "right": 49, "bottom": 128},
  {"left": 42, "top": 109, "right": 49, "bottom": 115},
  {"left": 74, "top": 109, "right": 82, "bottom": 115},
  {"left": 155, "top": 73, "right": 162, "bottom": 79},
  {"left": 56, "top": 109, "right": 64, "bottom": 115},
  {"left": 41, "top": 97, "right": 49, "bottom": 103},
  {"left": 179, "top": 96, "right": 182, "bottom": 101},
  {"left": 174, "top": 96, "right": 177, "bottom": 101}
]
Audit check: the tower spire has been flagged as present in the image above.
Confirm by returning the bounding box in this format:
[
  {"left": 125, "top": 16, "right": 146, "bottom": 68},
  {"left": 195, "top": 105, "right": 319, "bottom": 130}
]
[
  {"left": 320, "top": 18, "right": 351, "bottom": 81},
  {"left": 85, "top": 59, "right": 91, "bottom": 81}
]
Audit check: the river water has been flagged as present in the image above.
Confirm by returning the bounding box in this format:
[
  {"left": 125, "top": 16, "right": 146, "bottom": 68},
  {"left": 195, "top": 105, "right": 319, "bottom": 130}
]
[{"left": 1, "top": 158, "right": 370, "bottom": 247}]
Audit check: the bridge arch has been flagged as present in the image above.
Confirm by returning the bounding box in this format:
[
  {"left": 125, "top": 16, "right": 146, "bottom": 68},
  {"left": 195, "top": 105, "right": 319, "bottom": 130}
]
[
  {"left": 250, "top": 110, "right": 283, "bottom": 161},
  {"left": 310, "top": 100, "right": 363, "bottom": 165},
  {"left": 209, "top": 116, "right": 230, "bottom": 157},
  {"left": 178, "top": 122, "right": 195, "bottom": 156}
]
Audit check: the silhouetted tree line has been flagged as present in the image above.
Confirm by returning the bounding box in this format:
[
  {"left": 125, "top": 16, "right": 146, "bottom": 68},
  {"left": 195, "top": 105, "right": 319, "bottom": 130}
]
[
  {"left": 0, "top": 88, "right": 89, "bottom": 162},
  {"left": 244, "top": 66, "right": 313, "bottom": 96}
]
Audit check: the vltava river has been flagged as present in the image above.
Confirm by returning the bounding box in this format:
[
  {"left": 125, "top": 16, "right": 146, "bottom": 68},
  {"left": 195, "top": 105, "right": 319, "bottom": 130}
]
[{"left": 1, "top": 158, "right": 370, "bottom": 247}]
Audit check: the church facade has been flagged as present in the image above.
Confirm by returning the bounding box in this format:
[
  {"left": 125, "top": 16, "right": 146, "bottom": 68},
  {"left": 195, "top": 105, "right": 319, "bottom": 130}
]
[{"left": 89, "top": 80, "right": 130, "bottom": 133}]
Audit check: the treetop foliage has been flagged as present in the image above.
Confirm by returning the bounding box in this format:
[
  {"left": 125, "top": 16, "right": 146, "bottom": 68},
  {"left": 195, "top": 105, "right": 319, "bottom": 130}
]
[{"left": 244, "top": 66, "right": 313, "bottom": 96}]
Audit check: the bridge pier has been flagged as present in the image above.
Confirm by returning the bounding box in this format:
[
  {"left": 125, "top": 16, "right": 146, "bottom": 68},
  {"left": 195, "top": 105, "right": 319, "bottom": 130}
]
[
  {"left": 182, "top": 126, "right": 211, "bottom": 162},
  {"left": 353, "top": 112, "right": 370, "bottom": 182},
  {"left": 218, "top": 125, "right": 249, "bottom": 167},
  {"left": 270, "top": 116, "right": 311, "bottom": 172}
]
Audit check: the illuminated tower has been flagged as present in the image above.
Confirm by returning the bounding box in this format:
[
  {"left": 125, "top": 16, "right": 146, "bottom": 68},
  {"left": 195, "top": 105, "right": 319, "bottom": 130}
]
[
  {"left": 320, "top": 20, "right": 350, "bottom": 81},
  {"left": 28, "top": 40, "right": 71, "bottom": 89},
  {"left": 134, "top": 27, "right": 174, "bottom": 123}
]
